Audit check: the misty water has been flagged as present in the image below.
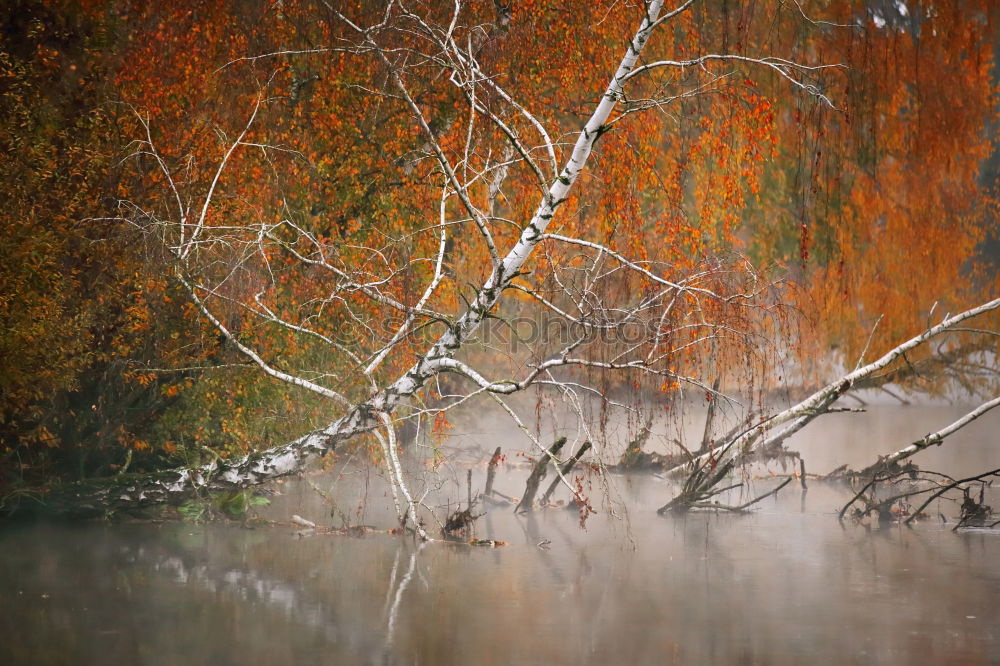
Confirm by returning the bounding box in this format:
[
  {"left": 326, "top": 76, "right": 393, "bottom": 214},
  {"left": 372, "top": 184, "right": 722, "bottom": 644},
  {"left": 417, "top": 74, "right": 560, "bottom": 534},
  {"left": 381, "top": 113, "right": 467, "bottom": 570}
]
[{"left": 2, "top": 405, "right": 998, "bottom": 665}]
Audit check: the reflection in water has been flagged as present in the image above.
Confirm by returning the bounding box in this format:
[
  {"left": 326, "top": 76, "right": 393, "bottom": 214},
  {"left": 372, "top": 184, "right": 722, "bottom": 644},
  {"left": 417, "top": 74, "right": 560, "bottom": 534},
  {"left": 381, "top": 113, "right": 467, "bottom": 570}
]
[
  {"left": 2, "top": 483, "right": 998, "bottom": 665},
  {"left": 1, "top": 406, "right": 999, "bottom": 665},
  {"left": 385, "top": 542, "right": 423, "bottom": 649}
]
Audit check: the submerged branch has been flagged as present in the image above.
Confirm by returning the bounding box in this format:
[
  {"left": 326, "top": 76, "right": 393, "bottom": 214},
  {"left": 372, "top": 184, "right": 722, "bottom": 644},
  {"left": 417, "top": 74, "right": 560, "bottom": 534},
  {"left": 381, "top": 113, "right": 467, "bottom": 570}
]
[
  {"left": 688, "top": 477, "right": 793, "bottom": 512},
  {"left": 904, "top": 467, "right": 1000, "bottom": 526}
]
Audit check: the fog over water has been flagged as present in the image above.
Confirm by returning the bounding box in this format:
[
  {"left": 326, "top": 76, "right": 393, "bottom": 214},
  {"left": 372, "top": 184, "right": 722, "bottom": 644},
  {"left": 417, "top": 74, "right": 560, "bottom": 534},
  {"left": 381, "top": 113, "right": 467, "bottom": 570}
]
[{"left": 1, "top": 403, "right": 998, "bottom": 665}]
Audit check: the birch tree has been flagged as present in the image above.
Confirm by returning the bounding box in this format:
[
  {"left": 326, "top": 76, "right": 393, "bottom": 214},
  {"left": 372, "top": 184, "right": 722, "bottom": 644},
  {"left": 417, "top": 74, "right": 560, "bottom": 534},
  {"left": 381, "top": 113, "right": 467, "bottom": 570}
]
[{"left": 34, "top": 0, "right": 997, "bottom": 528}]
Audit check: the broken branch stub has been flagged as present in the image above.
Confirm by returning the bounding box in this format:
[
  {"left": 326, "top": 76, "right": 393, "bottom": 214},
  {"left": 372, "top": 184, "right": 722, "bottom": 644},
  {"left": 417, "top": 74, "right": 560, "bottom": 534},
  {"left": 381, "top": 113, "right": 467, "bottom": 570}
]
[
  {"left": 541, "top": 441, "right": 592, "bottom": 506},
  {"left": 484, "top": 446, "right": 502, "bottom": 498},
  {"left": 515, "top": 437, "right": 566, "bottom": 514}
]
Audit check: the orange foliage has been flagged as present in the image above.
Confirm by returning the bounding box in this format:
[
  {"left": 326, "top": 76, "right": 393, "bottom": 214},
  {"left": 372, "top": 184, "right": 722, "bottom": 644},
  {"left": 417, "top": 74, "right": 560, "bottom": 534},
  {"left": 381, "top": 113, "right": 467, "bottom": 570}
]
[
  {"left": 102, "top": 0, "right": 996, "bottom": 393},
  {"left": 751, "top": 1, "right": 998, "bottom": 371},
  {"left": 5, "top": 0, "right": 996, "bottom": 490}
]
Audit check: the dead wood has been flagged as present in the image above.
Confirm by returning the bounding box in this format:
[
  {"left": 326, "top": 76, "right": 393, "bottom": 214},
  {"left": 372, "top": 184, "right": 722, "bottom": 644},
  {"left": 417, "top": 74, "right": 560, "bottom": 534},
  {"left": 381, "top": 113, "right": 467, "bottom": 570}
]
[
  {"left": 540, "top": 441, "right": 592, "bottom": 506},
  {"left": 484, "top": 446, "right": 501, "bottom": 497},
  {"left": 688, "top": 477, "right": 793, "bottom": 512},
  {"left": 615, "top": 417, "right": 677, "bottom": 471},
  {"left": 442, "top": 506, "right": 481, "bottom": 537},
  {"left": 657, "top": 455, "right": 737, "bottom": 514},
  {"left": 904, "top": 467, "right": 1000, "bottom": 527},
  {"left": 515, "top": 437, "right": 565, "bottom": 514}
]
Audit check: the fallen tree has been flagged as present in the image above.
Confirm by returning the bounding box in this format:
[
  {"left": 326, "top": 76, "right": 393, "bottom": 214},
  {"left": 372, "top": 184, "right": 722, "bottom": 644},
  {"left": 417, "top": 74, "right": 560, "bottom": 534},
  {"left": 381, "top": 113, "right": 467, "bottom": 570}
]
[
  {"left": 838, "top": 466, "right": 1000, "bottom": 528},
  {"left": 5, "top": 1, "right": 997, "bottom": 534},
  {"left": 5, "top": 0, "right": 738, "bottom": 523},
  {"left": 24, "top": 296, "right": 996, "bottom": 523},
  {"left": 855, "top": 396, "right": 1000, "bottom": 480},
  {"left": 658, "top": 298, "right": 1000, "bottom": 511}
]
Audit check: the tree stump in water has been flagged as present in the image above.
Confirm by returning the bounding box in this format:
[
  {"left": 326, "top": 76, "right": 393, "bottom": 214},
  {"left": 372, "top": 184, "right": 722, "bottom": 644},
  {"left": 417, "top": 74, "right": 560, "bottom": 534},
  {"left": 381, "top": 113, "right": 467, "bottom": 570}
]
[
  {"left": 484, "top": 446, "right": 501, "bottom": 497},
  {"left": 515, "top": 438, "right": 565, "bottom": 513},
  {"left": 540, "top": 441, "right": 591, "bottom": 506}
]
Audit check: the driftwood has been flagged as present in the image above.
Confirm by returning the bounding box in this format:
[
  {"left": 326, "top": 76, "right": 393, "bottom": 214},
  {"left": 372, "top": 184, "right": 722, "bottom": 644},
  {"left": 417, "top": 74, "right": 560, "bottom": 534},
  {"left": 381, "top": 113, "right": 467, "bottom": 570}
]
[
  {"left": 515, "top": 437, "right": 565, "bottom": 514},
  {"left": 291, "top": 514, "right": 317, "bottom": 529}
]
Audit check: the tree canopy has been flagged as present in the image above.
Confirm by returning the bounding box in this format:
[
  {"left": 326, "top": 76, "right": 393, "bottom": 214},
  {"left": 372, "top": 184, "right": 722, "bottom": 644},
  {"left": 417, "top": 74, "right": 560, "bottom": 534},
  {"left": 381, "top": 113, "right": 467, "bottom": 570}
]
[{"left": 1, "top": 0, "right": 996, "bottom": 513}]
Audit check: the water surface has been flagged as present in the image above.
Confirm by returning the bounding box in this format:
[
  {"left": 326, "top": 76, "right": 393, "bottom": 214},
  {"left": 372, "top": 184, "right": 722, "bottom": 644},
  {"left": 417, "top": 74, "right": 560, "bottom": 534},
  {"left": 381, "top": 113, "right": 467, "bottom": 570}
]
[{"left": 2, "top": 405, "right": 998, "bottom": 665}]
